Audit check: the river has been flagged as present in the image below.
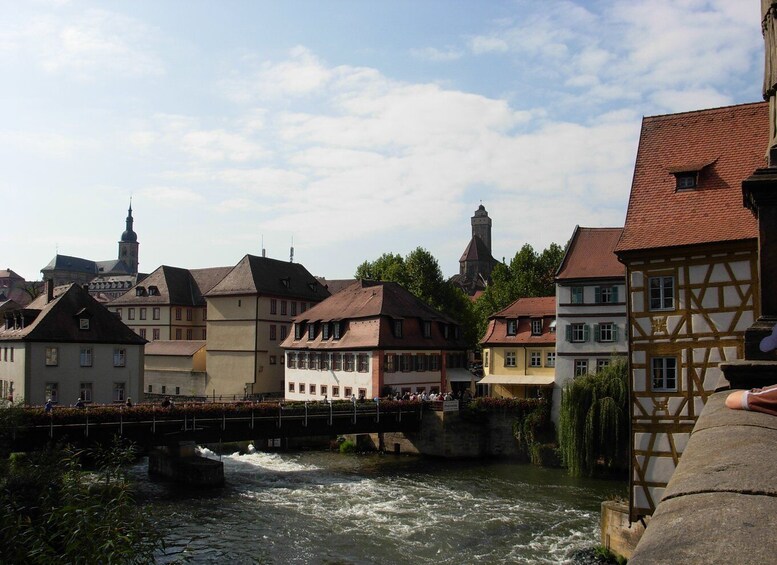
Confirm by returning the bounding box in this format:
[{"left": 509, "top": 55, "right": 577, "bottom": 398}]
[{"left": 132, "top": 448, "right": 624, "bottom": 564}]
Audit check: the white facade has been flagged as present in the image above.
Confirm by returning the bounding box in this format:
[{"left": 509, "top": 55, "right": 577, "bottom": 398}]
[{"left": 554, "top": 280, "right": 628, "bottom": 421}]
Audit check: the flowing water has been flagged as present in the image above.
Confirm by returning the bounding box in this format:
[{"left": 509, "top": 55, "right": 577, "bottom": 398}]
[{"left": 132, "top": 448, "right": 624, "bottom": 564}]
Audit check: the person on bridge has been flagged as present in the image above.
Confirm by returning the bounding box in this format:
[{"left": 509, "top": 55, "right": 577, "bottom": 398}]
[
  {"left": 125, "top": 397, "right": 133, "bottom": 408},
  {"left": 161, "top": 396, "right": 173, "bottom": 409},
  {"left": 44, "top": 399, "right": 53, "bottom": 413},
  {"left": 75, "top": 398, "right": 85, "bottom": 409}
]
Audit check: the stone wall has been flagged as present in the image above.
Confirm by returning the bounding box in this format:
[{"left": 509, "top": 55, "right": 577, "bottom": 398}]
[{"left": 601, "top": 500, "right": 646, "bottom": 559}]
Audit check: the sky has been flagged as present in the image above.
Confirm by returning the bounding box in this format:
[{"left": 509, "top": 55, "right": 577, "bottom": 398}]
[{"left": 0, "top": 0, "right": 764, "bottom": 282}]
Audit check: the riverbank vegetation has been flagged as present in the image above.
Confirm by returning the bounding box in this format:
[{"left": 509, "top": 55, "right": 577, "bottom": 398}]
[{"left": 557, "top": 360, "right": 629, "bottom": 477}]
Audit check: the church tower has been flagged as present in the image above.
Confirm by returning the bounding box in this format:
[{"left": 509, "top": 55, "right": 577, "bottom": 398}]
[
  {"left": 118, "top": 201, "right": 139, "bottom": 274},
  {"left": 471, "top": 204, "right": 492, "bottom": 253}
]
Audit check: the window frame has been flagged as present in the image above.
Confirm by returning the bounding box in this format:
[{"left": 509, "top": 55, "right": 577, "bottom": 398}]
[
  {"left": 80, "top": 346, "right": 93, "bottom": 367},
  {"left": 649, "top": 275, "right": 675, "bottom": 311},
  {"left": 571, "top": 286, "right": 584, "bottom": 304},
  {"left": 506, "top": 320, "right": 517, "bottom": 336},
  {"left": 529, "top": 351, "right": 542, "bottom": 367},
  {"left": 530, "top": 319, "right": 542, "bottom": 336},
  {"left": 504, "top": 351, "right": 516, "bottom": 368},
  {"left": 651, "top": 357, "right": 678, "bottom": 392},
  {"left": 45, "top": 346, "right": 58, "bottom": 366},
  {"left": 574, "top": 359, "right": 588, "bottom": 377},
  {"left": 545, "top": 351, "right": 556, "bottom": 367},
  {"left": 113, "top": 348, "right": 126, "bottom": 367}
]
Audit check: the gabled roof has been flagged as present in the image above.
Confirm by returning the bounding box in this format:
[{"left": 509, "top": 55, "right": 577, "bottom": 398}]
[
  {"left": 481, "top": 296, "right": 556, "bottom": 346},
  {"left": 615, "top": 102, "right": 766, "bottom": 255},
  {"left": 42, "top": 254, "right": 97, "bottom": 274},
  {"left": 0, "top": 283, "right": 145, "bottom": 344},
  {"left": 556, "top": 226, "right": 625, "bottom": 281},
  {"left": 280, "top": 280, "right": 465, "bottom": 350},
  {"left": 145, "top": 340, "right": 206, "bottom": 357},
  {"left": 459, "top": 235, "right": 494, "bottom": 263},
  {"left": 206, "top": 255, "right": 329, "bottom": 301},
  {"left": 316, "top": 277, "right": 356, "bottom": 295},
  {"left": 95, "top": 259, "right": 133, "bottom": 275},
  {"left": 0, "top": 269, "right": 24, "bottom": 280},
  {"left": 111, "top": 265, "right": 232, "bottom": 306}
]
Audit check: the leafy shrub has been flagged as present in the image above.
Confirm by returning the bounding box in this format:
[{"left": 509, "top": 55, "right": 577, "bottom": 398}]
[{"left": 339, "top": 440, "right": 357, "bottom": 454}]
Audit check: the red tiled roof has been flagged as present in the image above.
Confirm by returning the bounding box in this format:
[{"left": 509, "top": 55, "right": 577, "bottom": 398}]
[
  {"left": 556, "top": 227, "right": 624, "bottom": 281},
  {"left": 615, "top": 102, "right": 766, "bottom": 255},
  {"left": 481, "top": 296, "right": 556, "bottom": 346}
]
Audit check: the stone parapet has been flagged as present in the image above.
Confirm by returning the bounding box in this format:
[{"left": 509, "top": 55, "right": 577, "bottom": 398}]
[{"left": 629, "top": 392, "right": 777, "bottom": 564}]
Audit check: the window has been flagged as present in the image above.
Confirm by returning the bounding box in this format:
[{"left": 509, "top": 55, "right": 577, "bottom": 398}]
[
  {"left": 393, "top": 320, "right": 403, "bottom": 338},
  {"left": 649, "top": 276, "right": 675, "bottom": 311},
  {"left": 140, "top": 308, "right": 147, "bottom": 320},
  {"left": 597, "top": 359, "right": 611, "bottom": 372},
  {"left": 45, "top": 382, "right": 59, "bottom": 403},
  {"left": 505, "top": 351, "right": 516, "bottom": 367},
  {"left": 270, "top": 325, "right": 277, "bottom": 341},
  {"left": 162, "top": 385, "right": 166, "bottom": 394},
  {"left": 128, "top": 308, "right": 135, "bottom": 320},
  {"left": 203, "top": 308, "right": 207, "bottom": 321},
  {"left": 358, "top": 388, "right": 367, "bottom": 400},
  {"left": 175, "top": 387, "right": 180, "bottom": 395},
  {"left": 79, "top": 318, "right": 90, "bottom": 330},
  {"left": 652, "top": 357, "right": 678, "bottom": 391},
  {"left": 507, "top": 320, "right": 517, "bottom": 336},
  {"left": 80, "top": 347, "right": 93, "bottom": 367},
  {"left": 484, "top": 351, "right": 489, "bottom": 368},
  {"left": 115, "top": 308, "right": 122, "bottom": 320},
  {"left": 280, "top": 326, "right": 287, "bottom": 340},
  {"left": 414, "top": 354, "right": 426, "bottom": 372},
  {"left": 384, "top": 354, "right": 396, "bottom": 373},
  {"left": 423, "top": 321, "right": 432, "bottom": 338},
  {"left": 153, "top": 307, "right": 160, "bottom": 320},
  {"left": 186, "top": 329, "right": 193, "bottom": 340},
  {"left": 152, "top": 328, "right": 160, "bottom": 341},
  {"left": 299, "top": 353, "right": 308, "bottom": 369},
  {"left": 322, "top": 323, "right": 330, "bottom": 340},
  {"left": 175, "top": 308, "right": 182, "bottom": 321},
  {"left": 113, "top": 382, "right": 126, "bottom": 402},
  {"left": 332, "top": 386, "right": 340, "bottom": 397},
  {"left": 574, "top": 359, "right": 588, "bottom": 377},
  {"left": 295, "top": 323, "right": 304, "bottom": 340},
  {"left": 321, "top": 385, "right": 328, "bottom": 397},
  {"left": 595, "top": 286, "right": 618, "bottom": 304},
  {"left": 545, "top": 352, "right": 556, "bottom": 367},
  {"left": 345, "top": 354, "right": 355, "bottom": 372},
  {"left": 270, "top": 299, "right": 277, "bottom": 315},
  {"left": 443, "top": 324, "right": 450, "bottom": 339},
  {"left": 321, "top": 353, "right": 329, "bottom": 370},
  {"left": 309, "top": 384, "right": 316, "bottom": 396},
  {"left": 344, "top": 387, "right": 352, "bottom": 398},
  {"left": 530, "top": 352, "right": 541, "bottom": 367},
  {"left": 299, "top": 383, "right": 306, "bottom": 394},
  {"left": 310, "top": 353, "right": 320, "bottom": 370},
  {"left": 401, "top": 353, "right": 412, "bottom": 372},
  {"left": 80, "top": 382, "right": 93, "bottom": 403},
  {"left": 113, "top": 348, "right": 126, "bottom": 367},
  {"left": 531, "top": 319, "right": 542, "bottom": 336},
  {"left": 430, "top": 354, "right": 440, "bottom": 371},
  {"left": 148, "top": 384, "right": 153, "bottom": 393},
  {"left": 595, "top": 323, "right": 617, "bottom": 343},
  {"left": 287, "top": 352, "right": 297, "bottom": 368},
  {"left": 289, "top": 382, "right": 295, "bottom": 393},
  {"left": 675, "top": 171, "right": 697, "bottom": 190},
  {"left": 281, "top": 301, "right": 287, "bottom": 315},
  {"left": 333, "top": 353, "right": 342, "bottom": 371},
  {"left": 9, "top": 348, "right": 12, "bottom": 362},
  {"left": 567, "top": 323, "right": 589, "bottom": 343},
  {"left": 175, "top": 328, "right": 182, "bottom": 340},
  {"left": 186, "top": 308, "right": 193, "bottom": 321},
  {"left": 308, "top": 324, "right": 316, "bottom": 340},
  {"left": 291, "top": 302, "right": 297, "bottom": 316},
  {"left": 333, "top": 322, "right": 341, "bottom": 339},
  {"left": 571, "top": 286, "right": 584, "bottom": 304}
]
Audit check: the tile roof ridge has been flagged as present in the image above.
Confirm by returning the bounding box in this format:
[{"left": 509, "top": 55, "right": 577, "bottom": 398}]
[{"left": 643, "top": 101, "right": 765, "bottom": 122}]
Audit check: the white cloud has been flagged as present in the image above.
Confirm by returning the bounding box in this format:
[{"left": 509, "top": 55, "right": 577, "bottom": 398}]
[
  {"left": 410, "top": 46, "right": 464, "bottom": 62},
  {"left": 468, "top": 36, "right": 509, "bottom": 54}
]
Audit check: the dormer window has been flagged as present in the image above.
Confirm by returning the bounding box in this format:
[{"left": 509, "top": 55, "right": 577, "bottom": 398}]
[
  {"left": 295, "top": 323, "right": 305, "bottom": 340},
  {"left": 148, "top": 285, "right": 160, "bottom": 296},
  {"left": 281, "top": 277, "right": 291, "bottom": 289},
  {"left": 507, "top": 320, "right": 517, "bottom": 336},
  {"left": 443, "top": 324, "right": 450, "bottom": 339},
  {"left": 135, "top": 286, "right": 147, "bottom": 296},
  {"left": 531, "top": 319, "right": 542, "bottom": 336},
  {"left": 674, "top": 171, "right": 697, "bottom": 190},
  {"left": 333, "top": 321, "right": 341, "bottom": 339},
  {"left": 79, "top": 318, "right": 90, "bottom": 330},
  {"left": 322, "top": 323, "right": 330, "bottom": 340},
  {"left": 423, "top": 320, "right": 432, "bottom": 338},
  {"left": 393, "top": 320, "right": 403, "bottom": 338},
  {"left": 308, "top": 323, "right": 316, "bottom": 340}
]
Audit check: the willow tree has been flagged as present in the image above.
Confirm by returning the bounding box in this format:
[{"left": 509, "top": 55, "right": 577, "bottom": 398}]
[{"left": 558, "top": 359, "right": 629, "bottom": 477}]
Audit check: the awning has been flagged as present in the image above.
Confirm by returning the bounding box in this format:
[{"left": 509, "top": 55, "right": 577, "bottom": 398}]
[
  {"left": 478, "top": 374, "right": 555, "bottom": 386},
  {"left": 446, "top": 368, "right": 480, "bottom": 382}
]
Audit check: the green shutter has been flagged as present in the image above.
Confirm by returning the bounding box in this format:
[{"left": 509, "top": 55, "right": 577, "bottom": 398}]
[
  {"left": 594, "top": 287, "right": 601, "bottom": 303},
  {"left": 594, "top": 323, "right": 600, "bottom": 342},
  {"left": 583, "top": 324, "right": 590, "bottom": 342},
  {"left": 612, "top": 286, "right": 619, "bottom": 303},
  {"left": 566, "top": 325, "right": 572, "bottom": 342},
  {"left": 613, "top": 324, "right": 619, "bottom": 342}
]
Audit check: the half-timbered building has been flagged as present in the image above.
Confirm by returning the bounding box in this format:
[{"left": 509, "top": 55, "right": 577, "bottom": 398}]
[{"left": 614, "top": 102, "right": 767, "bottom": 521}]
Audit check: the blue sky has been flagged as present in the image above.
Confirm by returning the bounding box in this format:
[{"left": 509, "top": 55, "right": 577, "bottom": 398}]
[{"left": 0, "top": 0, "right": 763, "bottom": 282}]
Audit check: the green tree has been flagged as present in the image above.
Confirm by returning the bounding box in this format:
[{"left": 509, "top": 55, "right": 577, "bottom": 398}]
[
  {"left": 557, "top": 359, "right": 629, "bottom": 477},
  {"left": 355, "top": 252, "right": 407, "bottom": 285}
]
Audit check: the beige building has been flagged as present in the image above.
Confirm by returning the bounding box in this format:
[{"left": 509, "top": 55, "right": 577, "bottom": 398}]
[
  {"left": 0, "top": 282, "right": 145, "bottom": 405},
  {"left": 480, "top": 297, "right": 556, "bottom": 400},
  {"left": 144, "top": 340, "right": 206, "bottom": 399},
  {"left": 281, "top": 280, "right": 470, "bottom": 401},
  {"left": 205, "top": 255, "right": 329, "bottom": 398},
  {"left": 110, "top": 265, "right": 231, "bottom": 342}
]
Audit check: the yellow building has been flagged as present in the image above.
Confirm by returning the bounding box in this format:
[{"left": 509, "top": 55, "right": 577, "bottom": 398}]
[
  {"left": 205, "top": 255, "right": 329, "bottom": 398},
  {"left": 480, "top": 296, "right": 556, "bottom": 399}
]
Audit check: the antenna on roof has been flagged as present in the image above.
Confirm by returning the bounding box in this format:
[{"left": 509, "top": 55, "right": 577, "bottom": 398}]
[
  {"left": 290, "top": 236, "right": 294, "bottom": 263},
  {"left": 261, "top": 235, "right": 266, "bottom": 258}
]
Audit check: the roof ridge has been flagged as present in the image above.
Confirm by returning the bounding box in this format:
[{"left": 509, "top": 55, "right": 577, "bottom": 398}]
[{"left": 643, "top": 101, "right": 764, "bottom": 122}]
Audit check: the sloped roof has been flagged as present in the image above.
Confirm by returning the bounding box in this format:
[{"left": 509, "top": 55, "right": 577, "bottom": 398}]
[
  {"left": 316, "top": 277, "right": 356, "bottom": 295},
  {"left": 459, "top": 235, "right": 494, "bottom": 263},
  {"left": 615, "top": 102, "right": 766, "bottom": 255},
  {"left": 0, "top": 283, "right": 145, "bottom": 345},
  {"left": 95, "top": 259, "right": 133, "bottom": 275},
  {"left": 206, "top": 255, "right": 329, "bottom": 301},
  {"left": 481, "top": 296, "right": 557, "bottom": 346},
  {"left": 42, "top": 254, "right": 96, "bottom": 274},
  {"left": 280, "top": 280, "right": 465, "bottom": 350},
  {"left": 111, "top": 265, "right": 232, "bottom": 306},
  {"left": 556, "top": 226, "right": 625, "bottom": 281},
  {"left": 145, "top": 340, "right": 206, "bottom": 357},
  {"left": 0, "top": 269, "right": 24, "bottom": 280}
]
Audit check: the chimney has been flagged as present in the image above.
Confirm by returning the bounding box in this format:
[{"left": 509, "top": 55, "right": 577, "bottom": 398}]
[{"left": 46, "top": 279, "right": 54, "bottom": 303}]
